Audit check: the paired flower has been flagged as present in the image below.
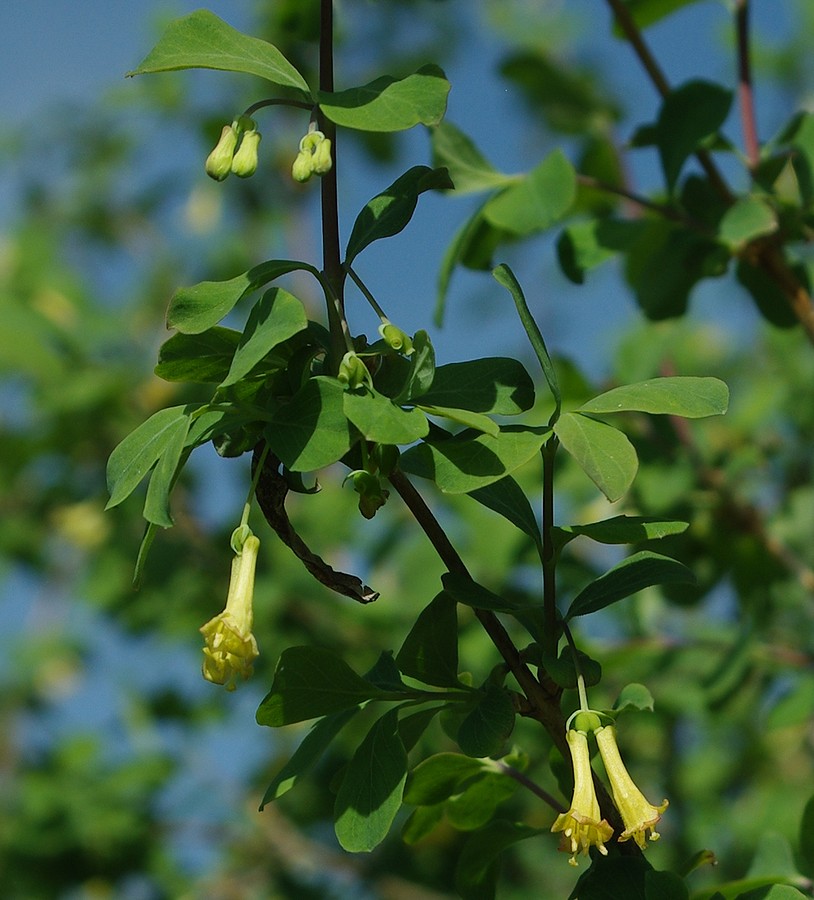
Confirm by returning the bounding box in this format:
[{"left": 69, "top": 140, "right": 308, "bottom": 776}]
[
  {"left": 595, "top": 725, "right": 668, "bottom": 851},
  {"left": 205, "top": 116, "right": 261, "bottom": 181},
  {"left": 551, "top": 719, "right": 668, "bottom": 865},
  {"left": 291, "top": 129, "right": 333, "bottom": 183},
  {"left": 551, "top": 728, "right": 613, "bottom": 866},
  {"left": 200, "top": 531, "right": 260, "bottom": 691}
]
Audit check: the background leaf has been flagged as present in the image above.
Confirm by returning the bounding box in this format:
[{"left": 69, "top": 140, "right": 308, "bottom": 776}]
[
  {"left": 431, "top": 121, "right": 510, "bottom": 193},
  {"left": 417, "top": 356, "right": 535, "bottom": 415},
  {"left": 483, "top": 150, "right": 576, "bottom": 235},
  {"left": 396, "top": 592, "right": 460, "bottom": 688},
  {"left": 566, "top": 551, "right": 696, "bottom": 619}
]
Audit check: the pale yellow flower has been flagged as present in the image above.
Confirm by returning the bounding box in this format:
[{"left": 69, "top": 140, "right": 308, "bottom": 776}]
[
  {"left": 200, "top": 534, "right": 260, "bottom": 691},
  {"left": 595, "top": 724, "right": 668, "bottom": 850},
  {"left": 551, "top": 728, "right": 614, "bottom": 866}
]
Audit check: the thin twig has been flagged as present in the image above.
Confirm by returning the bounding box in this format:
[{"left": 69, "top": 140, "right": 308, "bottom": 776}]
[{"left": 735, "top": 0, "right": 760, "bottom": 170}]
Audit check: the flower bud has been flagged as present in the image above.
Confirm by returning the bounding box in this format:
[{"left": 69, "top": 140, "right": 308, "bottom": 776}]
[
  {"left": 311, "top": 136, "right": 333, "bottom": 175},
  {"left": 350, "top": 470, "right": 389, "bottom": 519},
  {"left": 379, "top": 322, "right": 414, "bottom": 355},
  {"left": 337, "top": 351, "right": 370, "bottom": 390},
  {"left": 205, "top": 125, "right": 238, "bottom": 181},
  {"left": 231, "top": 129, "right": 261, "bottom": 178},
  {"left": 292, "top": 152, "right": 313, "bottom": 183}
]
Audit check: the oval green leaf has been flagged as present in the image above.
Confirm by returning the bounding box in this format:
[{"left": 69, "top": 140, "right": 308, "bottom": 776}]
[
  {"left": 127, "top": 10, "right": 311, "bottom": 95},
  {"left": 578, "top": 376, "right": 729, "bottom": 418}
]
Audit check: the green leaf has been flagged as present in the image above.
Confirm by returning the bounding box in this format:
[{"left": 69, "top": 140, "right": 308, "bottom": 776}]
[
  {"left": 578, "top": 376, "right": 729, "bottom": 418},
  {"left": 399, "top": 424, "right": 550, "bottom": 494},
  {"left": 142, "top": 414, "right": 190, "bottom": 527},
  {"left": 396, "top": 592, "right": 460, "bottom": 688},
  {"left": 492, "top": 264, "right": 560, "bottom": 419},
  {"left": 565, "top": 550, "right": 696, "bottom": 620},
  {"left": 455, "top": 820, "right": 541, "bottom": 900},
  {"left": 800, "top": 794, "right": 814, "bottom": 877},
  {"left": 445, "top": 772, "right": 519, "bottom": 831},
  {"left": 402, "top": 803, "right": 446, "bottom": 845},
  {"left": 614, "top": 0, "right": 705, "bottom": 30},
  {"left": 256, "top": 646, "right": 389, "bottom": 726},
  {"left": 483, "top": 149, "right": 576, "bottom": 234},
  {"left": 556, "top": 218, "right": 646, "bottom": 285},
  {"left": 442, "top": 572, "right": 524, "bottom": 614},
  {"left": 106, "top": 405, "right": 195, "bottom": 509},
  {"left": 418, "top": 404, "right": 499, "bottom": 437},
  {"left": 418, "top": 356, "right": 535, "bottom": 416},
  {"left": 554, "top": 412, "right": 638, "bottom": 502},
  {"left": 736, "top": 259, "right": 802, "bottom": 328},
  {"left": 364, "top": 651, "right": 409, "bottom": 693},
  {"left": 655, "top": 80, "right": 733, "bottom": 191},
  {"left": 469, "top": 478, "right": 544, "bottom": 553},
  {"left": 220, "top": 288, "right": 308, "bottom": 387},
  {"left": 345, "top": 166, "right": 453, "bottom": 265},
  {"left": 264, "top": 376, "right": 352, "bottom": 472},
  {"left": 568, "top": 855, "right": 654, "bottom": 900},
  {"left": 644, "top": 870, "right": 689, "bottom": 900},
  {"left": 404, "top": 753, "right": 487, "bottom": 806},
  {"left": 343, "top": 387, "right": 429, "bottom": 444},
  {"left": 613, "top": 683, "right": 655, "bottom": 714},
  {"left": 334, "top": 709, "right": 408, "bottom": 852},
  {"left": 259, "top": 709, "right": 359, "bottom": 808},
  {"left": 431, "top": 122, "right": 511, "bottom": 194},
  {"left": 167, "top": 260, "right": 319, "bottom": 334},
  {"left": 127, "top": 10, "right": 310, "bottom": 94},
  {"left": 399, "top": 707, "right": 444, "bottom": 754},
  {"left": 457, "top": 684, "right": 515, "bottom": 758},
  {"left": 390, "top": 328, "right": 436, "bottom": 404},
  {"left": 154, "top": 327, "right": 241, "bottom": 383},
  {"left": 553, "top": 515, "right": 688, "bottom": 550},
  {"left": 718, "top": 196, "right": 778, "bottom": 251},
  {"left": 319, "top": 64, "right": 450, "bottom": 132}
]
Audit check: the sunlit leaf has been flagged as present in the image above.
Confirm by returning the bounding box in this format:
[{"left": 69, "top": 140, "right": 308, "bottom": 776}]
[
  {"left": 319, "top": 65, "right": 450, "bottom": 131},
  {"left": 127, "top": 9, "right": 310, "bottom": 94}
]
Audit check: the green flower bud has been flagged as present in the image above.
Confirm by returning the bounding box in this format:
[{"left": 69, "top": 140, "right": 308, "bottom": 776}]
[
  {"left": 349, "top": 470, "right": 390, "bottom": 519},
  {"left": 337, "top": 351, "right": 370, "bottom": 389},
  {"left": 205, "top": 124, "right": 238, "bottom": 181},
  {"left": 231, "top": 129, "right": 262, "bottom": 177},
  {"left": 311, "top": 136, "right": 333, "bottom": 175},
  {"left": 292, "top": 151, "right": 313, "bottom": 183},
  {"left": 378, "top": 322, "right": 414, "bottom": 355}
]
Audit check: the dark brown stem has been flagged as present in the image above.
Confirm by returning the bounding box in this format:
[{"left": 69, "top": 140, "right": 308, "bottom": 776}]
[
  {"left": 387, "top": 469, "right": 569, "bottom": 748},
  {"left": 541, "top": 439, "right": 558, "bottom": 655},
  {"left": 604, "top": 0, "right": 733, "bottom": 202},
  {"left": 319, "top": 0, "right": 346, "bottom": 370},
  {"left": 735, "top": 0, "right": 760, "bottom": 170}
]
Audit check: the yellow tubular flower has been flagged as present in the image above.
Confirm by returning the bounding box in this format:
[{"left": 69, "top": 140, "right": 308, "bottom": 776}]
[
  {"left": 551, "top": 729, "right": 614, "bottom": 866},
  {"left": 595, "top": 725, "right": 668, "bottom": 850},
  {"left": 200, "top": 534, "right": 260, "bottom": 691}
]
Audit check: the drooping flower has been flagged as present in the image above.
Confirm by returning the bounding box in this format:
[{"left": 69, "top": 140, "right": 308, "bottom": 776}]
[
  {"left": 200, "top": 533, "right": 260, "bottom": 691},
  {"left": 595, "top": 724, "right": 668, "bottom": 850},
  {"left": 551, "top": 728, "right": 614, "bottom": 866}
]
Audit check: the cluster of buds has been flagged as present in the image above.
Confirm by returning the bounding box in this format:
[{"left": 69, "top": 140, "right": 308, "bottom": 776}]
[
  {"left": 551, "top": 712, "right": 668, "bottom": 866},
  {"left": 292, "top": 129, "right": 333, "bottom": 183},
  {"left": 205, "top": 115, "right": 262, "bottom": 181},
  {"left": 200, "top": 527, "right": 261, "bottom": 691},
  {"left": 337, "top": 350, "right": 372, "bottom": 391}
]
